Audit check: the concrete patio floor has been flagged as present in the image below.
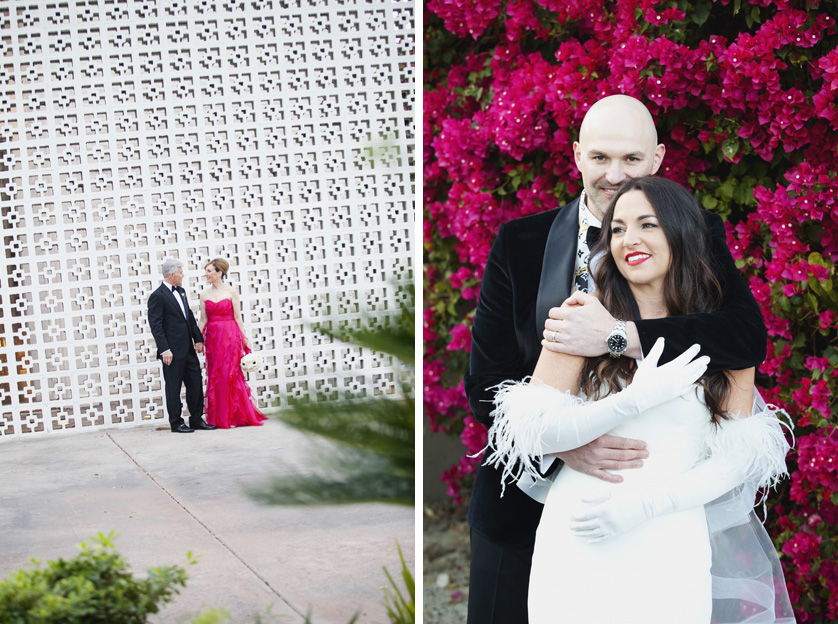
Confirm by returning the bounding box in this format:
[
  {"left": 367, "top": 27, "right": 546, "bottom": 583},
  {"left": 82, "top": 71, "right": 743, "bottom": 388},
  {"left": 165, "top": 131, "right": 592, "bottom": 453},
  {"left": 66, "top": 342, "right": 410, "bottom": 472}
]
[{"left": 0, "top": 418, "right": 415, "bottom": 624}]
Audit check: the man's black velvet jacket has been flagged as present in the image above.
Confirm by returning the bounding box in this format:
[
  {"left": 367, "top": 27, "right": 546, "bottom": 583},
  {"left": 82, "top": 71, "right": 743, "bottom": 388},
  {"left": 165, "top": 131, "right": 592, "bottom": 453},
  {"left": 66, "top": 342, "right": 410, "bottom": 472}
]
[{"left": 464, "top": 199, "right": 768, "bottom": 548}]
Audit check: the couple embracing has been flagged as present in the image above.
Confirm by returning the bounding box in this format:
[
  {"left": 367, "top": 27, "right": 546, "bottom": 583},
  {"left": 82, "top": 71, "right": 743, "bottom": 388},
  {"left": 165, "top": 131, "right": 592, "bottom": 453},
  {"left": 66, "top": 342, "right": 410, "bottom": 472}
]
[
  {"left": 465, "top": 96, "right": 795, "bottom": 623},
  {"left": 147, "top": 258, "right": 267, "bottom": 432}
]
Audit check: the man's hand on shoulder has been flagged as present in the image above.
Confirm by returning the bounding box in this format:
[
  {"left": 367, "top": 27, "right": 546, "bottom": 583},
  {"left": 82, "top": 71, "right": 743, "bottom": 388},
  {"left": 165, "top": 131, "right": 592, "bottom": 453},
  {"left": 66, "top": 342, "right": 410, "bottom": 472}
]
[
  {"left": 542, "top": 292, "right": 641, "bottom": 359},
  {"left": 552, "top": 434, "right": 648, "bottom": 484}
]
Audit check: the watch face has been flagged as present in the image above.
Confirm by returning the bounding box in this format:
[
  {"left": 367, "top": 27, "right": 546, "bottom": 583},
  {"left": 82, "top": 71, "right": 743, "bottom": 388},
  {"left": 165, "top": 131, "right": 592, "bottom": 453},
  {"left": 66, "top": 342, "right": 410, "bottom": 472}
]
[{"left": 608, "top": 334, "right": 628, "bottom": 353}]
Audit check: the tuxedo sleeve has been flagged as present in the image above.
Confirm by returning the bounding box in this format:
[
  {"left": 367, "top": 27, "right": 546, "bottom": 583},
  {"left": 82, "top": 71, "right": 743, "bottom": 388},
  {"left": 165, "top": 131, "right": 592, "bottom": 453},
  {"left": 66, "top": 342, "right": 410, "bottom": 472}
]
[
  {"left": 188, "top": 307, "right": 203, "bottom": 344},
  {"left": 464, "top": 224, "right": 529, "bottom": 427},
  {"left": 147, "top": 292, "right": 169, "bottom": 355},
  {"left": 634, "top": 211, "right": 767, "bottom": 372}
]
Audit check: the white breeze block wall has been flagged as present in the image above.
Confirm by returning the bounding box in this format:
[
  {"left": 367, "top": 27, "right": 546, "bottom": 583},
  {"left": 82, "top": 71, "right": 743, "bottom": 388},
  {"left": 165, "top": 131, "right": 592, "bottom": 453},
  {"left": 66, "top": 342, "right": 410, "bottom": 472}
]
[{"left": 0, "top": 0, "right": 414, "bottom": 438}]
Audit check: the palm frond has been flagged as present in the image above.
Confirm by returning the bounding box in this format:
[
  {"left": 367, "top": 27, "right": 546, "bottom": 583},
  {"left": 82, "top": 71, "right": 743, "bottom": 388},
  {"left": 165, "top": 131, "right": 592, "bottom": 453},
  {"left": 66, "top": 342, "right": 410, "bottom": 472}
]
[
  {"left": 250, "top": 448, "right": 413, "bottom": 505},
  {"left": 318, "top": 319, "right": 414, "bottom": 366},
  {"left": 317, "top": 284, "right": 414, "bottom": 366},
  {"left": 256, "top": 278, "right": 415, "bottom": 508},
  {"left": 279, "top": 393, "right": 413, "bottom": 471}
]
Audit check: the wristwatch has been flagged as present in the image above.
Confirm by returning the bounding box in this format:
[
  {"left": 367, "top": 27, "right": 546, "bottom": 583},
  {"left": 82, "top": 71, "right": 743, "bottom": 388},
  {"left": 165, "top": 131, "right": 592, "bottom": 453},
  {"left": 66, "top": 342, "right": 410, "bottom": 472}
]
[{"left": 606, "top": 319, "right": 628, "bottom": 358}]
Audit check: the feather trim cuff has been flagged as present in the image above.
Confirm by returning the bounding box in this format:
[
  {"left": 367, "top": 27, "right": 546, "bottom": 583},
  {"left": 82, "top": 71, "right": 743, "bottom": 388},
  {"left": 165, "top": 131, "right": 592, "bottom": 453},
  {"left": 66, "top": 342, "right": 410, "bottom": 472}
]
[
  {"left": 484, "top": 379, "right": 586, "bottom": 495},
  {"left": 705, "top": 404, "right": 792, "bottom": 493}
]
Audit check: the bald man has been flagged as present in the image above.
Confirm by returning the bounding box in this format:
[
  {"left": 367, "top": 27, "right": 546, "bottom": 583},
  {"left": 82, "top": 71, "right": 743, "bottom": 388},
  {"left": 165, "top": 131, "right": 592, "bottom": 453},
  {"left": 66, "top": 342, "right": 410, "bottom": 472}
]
[{"left": 463, "top": 95, "right": 767, "bottom": 623}]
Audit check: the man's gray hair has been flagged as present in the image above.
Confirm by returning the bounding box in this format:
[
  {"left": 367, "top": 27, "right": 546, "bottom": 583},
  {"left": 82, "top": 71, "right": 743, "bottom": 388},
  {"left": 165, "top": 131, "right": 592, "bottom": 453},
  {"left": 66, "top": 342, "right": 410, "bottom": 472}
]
[{"left": 161, "top": 258, "right": 183, "bottom": 278}]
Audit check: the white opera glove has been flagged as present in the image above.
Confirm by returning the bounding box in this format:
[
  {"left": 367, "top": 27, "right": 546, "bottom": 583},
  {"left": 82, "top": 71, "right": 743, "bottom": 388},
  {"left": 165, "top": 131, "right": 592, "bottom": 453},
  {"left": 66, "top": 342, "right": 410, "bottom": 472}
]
[
  {"left": 617, "top": 339, "right": 709, "bottom": 415},
  {"left": 484, "top": 338, "right": 709, "bottom": 490},
  {"left": 569, "top": 456, "right": 740, "bottom": 544},
  {"left": 570, "top": 407, "right": 791, "bottom": 544}
]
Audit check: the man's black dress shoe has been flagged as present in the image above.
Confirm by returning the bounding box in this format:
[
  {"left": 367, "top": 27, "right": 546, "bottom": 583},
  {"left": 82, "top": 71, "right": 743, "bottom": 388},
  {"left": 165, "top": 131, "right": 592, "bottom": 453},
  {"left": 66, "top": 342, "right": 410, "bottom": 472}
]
[
  {"left": 171, "top": 424, "right": 194, "bottom": 433},
  {"left": 190, "top": 420, "right": 217, "bottom": 431}
]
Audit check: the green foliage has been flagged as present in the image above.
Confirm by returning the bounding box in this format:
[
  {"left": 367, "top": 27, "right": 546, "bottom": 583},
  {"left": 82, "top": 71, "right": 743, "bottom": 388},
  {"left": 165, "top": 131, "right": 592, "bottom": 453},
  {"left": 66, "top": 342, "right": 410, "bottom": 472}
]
[
  {"left": 304, "top": 614, "right": 358, "bottom": 624},
  {"left": 0, "top": 532, "right": 194, "bottom": 624},
  {"left": 256, "top": 280, "right": 414, "bottom": 506},
  {"left": 381, "top": 543, "right": 415, "bottom": 624},
  {"left": 689, "top": 159, "right": 771, "bottom": 222},
  {"left": 189, "top": 608, "right": 231, "bottom": 624},
  {"left": 188, "top": 605, "right": 286, "bottom": 624}
]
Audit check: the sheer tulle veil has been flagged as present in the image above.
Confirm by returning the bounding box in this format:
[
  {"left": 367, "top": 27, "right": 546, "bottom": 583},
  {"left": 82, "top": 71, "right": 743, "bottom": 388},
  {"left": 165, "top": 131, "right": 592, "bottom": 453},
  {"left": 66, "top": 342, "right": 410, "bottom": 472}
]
[{"left": 704, "top": 389, "right": 795, "bottom": 623}]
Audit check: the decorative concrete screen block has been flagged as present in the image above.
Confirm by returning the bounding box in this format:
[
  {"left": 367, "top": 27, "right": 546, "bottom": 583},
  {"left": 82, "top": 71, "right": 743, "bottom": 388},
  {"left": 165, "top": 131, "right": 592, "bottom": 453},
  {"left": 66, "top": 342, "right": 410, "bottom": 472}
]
[{"left": 0, "top": 0, "right": 414, "bottom": 437}]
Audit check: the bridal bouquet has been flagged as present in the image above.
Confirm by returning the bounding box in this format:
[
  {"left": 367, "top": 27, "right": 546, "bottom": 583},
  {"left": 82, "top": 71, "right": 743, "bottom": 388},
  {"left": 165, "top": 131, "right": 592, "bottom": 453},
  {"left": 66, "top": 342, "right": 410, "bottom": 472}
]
[{"left": 240, "top": 352, "right": 263, "bottom": 372}]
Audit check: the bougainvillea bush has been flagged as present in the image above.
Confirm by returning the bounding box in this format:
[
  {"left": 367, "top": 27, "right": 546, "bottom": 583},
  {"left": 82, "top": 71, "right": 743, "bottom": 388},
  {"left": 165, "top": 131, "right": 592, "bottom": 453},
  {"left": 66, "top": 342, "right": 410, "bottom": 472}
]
[{"left": 423, "top": 0, "right": 838, "bottom": 619}]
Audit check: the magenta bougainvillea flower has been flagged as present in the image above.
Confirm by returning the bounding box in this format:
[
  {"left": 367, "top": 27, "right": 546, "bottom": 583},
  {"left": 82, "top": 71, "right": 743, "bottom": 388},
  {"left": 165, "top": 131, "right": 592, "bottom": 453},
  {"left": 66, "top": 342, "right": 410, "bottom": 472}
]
[{"left": 425, "top": 0, "right": 838, "bottom": 618}]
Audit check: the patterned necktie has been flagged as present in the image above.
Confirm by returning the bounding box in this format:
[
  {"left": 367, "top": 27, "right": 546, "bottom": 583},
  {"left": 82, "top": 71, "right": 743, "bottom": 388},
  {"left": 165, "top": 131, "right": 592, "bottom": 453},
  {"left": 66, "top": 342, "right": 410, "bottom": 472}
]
[{"left": 575, "top": 197, "right": 594, "bottom": 293}]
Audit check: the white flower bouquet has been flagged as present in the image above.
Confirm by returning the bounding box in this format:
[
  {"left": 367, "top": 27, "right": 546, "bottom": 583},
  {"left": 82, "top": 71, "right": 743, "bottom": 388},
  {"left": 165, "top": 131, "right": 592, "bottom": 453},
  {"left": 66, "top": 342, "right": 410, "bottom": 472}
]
[{"left": 240, "top": 352, "right": 263, "bottom": 372}]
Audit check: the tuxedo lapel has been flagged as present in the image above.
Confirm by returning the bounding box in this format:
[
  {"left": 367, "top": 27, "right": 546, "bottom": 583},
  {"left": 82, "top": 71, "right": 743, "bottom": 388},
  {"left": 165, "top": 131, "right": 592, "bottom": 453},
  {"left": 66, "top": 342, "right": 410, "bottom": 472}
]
[
  {"left": 159, "top": 284, "right": 188, "bottom": 322},
  {"left": 535, "top": 197, "right": 579, "bottom": 334},
  {"left": 173, "top": 287, "right": 188, "bottom": 318}
]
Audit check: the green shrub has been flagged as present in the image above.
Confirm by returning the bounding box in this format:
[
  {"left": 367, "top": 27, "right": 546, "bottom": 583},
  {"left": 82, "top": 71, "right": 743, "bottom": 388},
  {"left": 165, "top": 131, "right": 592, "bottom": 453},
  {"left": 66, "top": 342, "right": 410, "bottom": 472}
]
[{"left": 0, "top": 532, "right": 195, "bottom": 624}]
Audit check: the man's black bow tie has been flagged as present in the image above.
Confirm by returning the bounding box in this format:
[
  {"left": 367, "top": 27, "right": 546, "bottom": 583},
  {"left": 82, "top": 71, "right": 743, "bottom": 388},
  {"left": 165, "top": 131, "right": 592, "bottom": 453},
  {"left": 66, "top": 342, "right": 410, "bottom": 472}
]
[{"left": 586, "top": 225, "right": 602, "bottom": 248}]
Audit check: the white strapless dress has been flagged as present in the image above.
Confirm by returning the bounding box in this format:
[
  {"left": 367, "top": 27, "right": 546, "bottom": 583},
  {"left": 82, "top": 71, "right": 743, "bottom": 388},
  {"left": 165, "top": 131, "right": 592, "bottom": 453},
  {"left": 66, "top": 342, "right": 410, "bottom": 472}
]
[{"left": 529, "top": 390, "right": 715, "bottom": 623}]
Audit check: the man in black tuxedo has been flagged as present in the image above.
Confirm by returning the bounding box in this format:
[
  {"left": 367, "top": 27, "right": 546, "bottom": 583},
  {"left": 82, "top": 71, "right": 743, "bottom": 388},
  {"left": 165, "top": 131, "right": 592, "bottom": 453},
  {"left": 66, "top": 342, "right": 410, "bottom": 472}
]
[
  {"left": 148, "top": 258, "right": 216, "bottom": 433},
  {"left": 463, "top": 95, "right": 768, "bottom": 622}
]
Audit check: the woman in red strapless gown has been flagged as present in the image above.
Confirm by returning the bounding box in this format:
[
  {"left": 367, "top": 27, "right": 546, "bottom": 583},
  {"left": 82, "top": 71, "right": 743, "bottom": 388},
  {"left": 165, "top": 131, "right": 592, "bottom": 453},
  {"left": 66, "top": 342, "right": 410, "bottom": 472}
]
[{"left": 197, "top": 258, "right": 267, "bottom": 428}]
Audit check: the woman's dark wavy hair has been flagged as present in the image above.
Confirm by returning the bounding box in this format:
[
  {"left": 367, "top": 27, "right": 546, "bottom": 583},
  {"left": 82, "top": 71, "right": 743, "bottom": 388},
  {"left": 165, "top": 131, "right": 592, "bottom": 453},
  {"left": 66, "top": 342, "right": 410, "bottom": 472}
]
[{"left": 581, "top": 175, "right": 732, "bottom": 422}]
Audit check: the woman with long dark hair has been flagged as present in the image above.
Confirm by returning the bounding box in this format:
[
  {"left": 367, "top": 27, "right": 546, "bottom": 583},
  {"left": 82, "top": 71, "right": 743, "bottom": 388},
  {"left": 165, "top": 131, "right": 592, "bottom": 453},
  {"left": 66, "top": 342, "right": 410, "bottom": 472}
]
[{"left": 485, "top": 176, "right": 794, "bottom": 623}]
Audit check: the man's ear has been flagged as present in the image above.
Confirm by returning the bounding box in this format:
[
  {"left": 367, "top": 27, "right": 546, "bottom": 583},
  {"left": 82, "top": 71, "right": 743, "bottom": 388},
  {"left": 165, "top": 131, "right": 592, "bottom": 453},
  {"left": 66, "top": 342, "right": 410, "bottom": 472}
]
[
  {"left": 572, "top": 141, "right": 582, "bottom": 170},
  {"left": 650, "top": 143, "right": 665, "bottom": 175}
]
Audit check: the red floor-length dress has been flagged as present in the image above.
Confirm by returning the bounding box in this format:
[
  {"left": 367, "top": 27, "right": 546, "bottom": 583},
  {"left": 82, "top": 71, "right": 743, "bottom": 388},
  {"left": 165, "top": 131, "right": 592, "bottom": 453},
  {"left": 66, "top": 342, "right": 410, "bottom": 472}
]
[{"left": 203, "top": 298, "right": 267, "bottom": 428}]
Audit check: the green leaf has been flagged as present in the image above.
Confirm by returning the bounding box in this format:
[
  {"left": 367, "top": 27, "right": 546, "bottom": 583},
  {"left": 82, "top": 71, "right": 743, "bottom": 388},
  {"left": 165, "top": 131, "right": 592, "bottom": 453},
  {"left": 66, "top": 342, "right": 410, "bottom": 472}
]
[
  {"left": 733, "top": 178, "right": 755, "bottom": 205},
  {"left": 721, "top": 138, "right": 740, "bottom": 160},
  {"left": 808, "top": 252, "right": 826, "bottom": 265},
  {"left": 691, "top": 0, "right": 711, "bottom": 26},
  {"left": 719, "top": 178, "right": 736, "bottom": 200},
  {"left": 701, "top": 139, "right": 716, "bottom": 153},
  {"left": 702, "top": 195, "right": 718, "bottom": 210}
]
